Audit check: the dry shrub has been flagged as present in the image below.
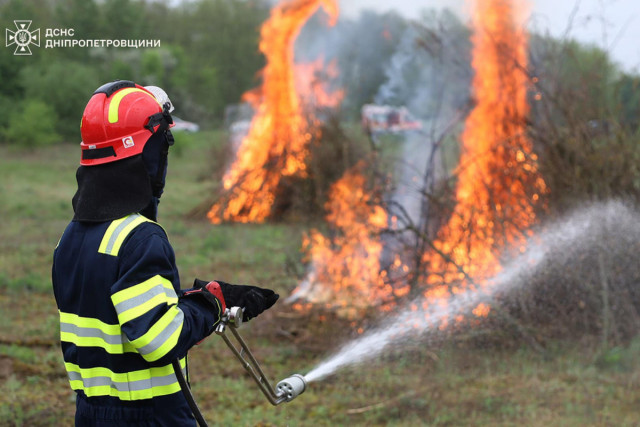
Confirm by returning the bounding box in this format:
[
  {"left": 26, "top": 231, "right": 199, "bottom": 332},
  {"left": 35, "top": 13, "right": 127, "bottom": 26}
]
[
  {"left": 497, "top": 200, "right": 640, "bottom": 345},
  {"left": 272, "top": 113, "right": 371, "bottom": 221},
  {"left": 529, "top": 37, "right": 640, "bottom": 211},
  {"left": 534, "top": 126, "right": 640, "bottom": 213}
]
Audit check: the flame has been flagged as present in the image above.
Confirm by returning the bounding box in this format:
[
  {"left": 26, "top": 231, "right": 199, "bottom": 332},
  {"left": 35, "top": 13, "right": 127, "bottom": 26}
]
[
  {"left": 424, "top": 0, "right": 546, "bottom": 293},
  {"left": 472, "top": 302, "right": 491, "bottom": 317},
  {"left": 296, "top": 58, "right": 344, "bottom": 110},
  {"left": 208, "top": 0, "right": 339, "bottom": 224},
  {"left": 289, "top": 161, "right": 391, "bottom": 317}
]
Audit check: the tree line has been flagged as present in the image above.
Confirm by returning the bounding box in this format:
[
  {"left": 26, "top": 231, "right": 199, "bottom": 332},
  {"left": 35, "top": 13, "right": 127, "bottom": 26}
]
[{"left": 0, "top": 0, "right": 637, "bottom": 150}]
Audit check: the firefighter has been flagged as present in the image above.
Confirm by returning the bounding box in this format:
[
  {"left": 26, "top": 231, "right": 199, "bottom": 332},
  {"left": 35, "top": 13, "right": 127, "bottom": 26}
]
[{"left": 52, "top": 80, "right": 279, "bottom": 426}]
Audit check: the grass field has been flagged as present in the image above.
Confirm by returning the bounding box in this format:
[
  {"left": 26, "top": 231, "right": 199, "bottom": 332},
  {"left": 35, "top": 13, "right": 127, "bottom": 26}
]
[{"left": 1, "top": 132, "right": 639, "bottom": 426}]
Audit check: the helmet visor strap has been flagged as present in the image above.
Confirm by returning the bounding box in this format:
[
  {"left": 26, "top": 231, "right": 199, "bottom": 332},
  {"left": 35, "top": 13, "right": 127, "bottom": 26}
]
[
  {"left": 145, "top": 102, "right": 174, "bottom": 134},
  {"left": 142, "top": 131, "right": 170, "bottom": 198}
]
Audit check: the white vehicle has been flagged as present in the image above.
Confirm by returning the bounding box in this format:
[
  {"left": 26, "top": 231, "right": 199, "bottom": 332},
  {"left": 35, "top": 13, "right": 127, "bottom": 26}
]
[
  {"left": 361, "top": 104, "right": 422, "bottom": 134},
  {"left": 172, "top": 116, "right": 200, "bottom": 132}
]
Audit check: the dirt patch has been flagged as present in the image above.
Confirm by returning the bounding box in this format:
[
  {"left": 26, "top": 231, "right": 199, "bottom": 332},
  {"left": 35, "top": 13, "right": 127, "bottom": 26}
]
[{"left": 0, "top": 356, "right": 13, "bottom": 379}]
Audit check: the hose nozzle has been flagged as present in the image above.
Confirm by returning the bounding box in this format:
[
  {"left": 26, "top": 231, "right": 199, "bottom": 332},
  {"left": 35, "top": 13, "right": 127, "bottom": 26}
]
[
  {"left": 275, "top": 374, "right": 307, "bottom": 402},
  {"left": 216, "top": 307, "right": 307, "bottom": 405}
]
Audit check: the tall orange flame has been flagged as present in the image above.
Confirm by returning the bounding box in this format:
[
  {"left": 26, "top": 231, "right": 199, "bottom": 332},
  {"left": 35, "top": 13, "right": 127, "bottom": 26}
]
[
  {"left": 424, "top": 0, "right": 546, "bottom": 304},
  {"left": 208, "top": 0, "right": 339, "bottom": 224},
  {"left": 290, "top": 160, "right": 395, "bottom": 317}
]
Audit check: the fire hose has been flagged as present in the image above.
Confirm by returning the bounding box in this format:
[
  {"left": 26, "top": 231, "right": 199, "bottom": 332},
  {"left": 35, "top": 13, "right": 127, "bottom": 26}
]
[{"left": 172, "top": 307, "right": 307, "bottom": 427}]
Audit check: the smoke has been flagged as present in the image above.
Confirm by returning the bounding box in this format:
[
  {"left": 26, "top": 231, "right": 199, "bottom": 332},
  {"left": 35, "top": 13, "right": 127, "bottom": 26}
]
[
  {"left": 375, "top": 10, "right": 472, "bottom": 122},
  {"left": 376, "top": 11, "right": 473, "bottom": 248},
  {"left": 387, "top": 131, "right": 435, "bottom": 231},
  {"left": 374, "top": 26, "right": 421, "bottom": 106},
  {"left": 339, "top": 0, "right": 468, "bottom": 21}
]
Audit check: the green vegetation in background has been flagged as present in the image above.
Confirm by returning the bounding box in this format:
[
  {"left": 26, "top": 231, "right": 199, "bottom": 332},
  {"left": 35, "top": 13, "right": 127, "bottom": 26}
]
[
  {"left": 527, "top": 35, "right": 640, "bottom": 210},
  {"left": 0, "top": 0, "right": 270, "bottom": 139},
  {"left": 4, "top": 99, "right": 60, "bottom": 146},
  {"left": 1, "top": 0, "right": 636, "bottom": 144}
]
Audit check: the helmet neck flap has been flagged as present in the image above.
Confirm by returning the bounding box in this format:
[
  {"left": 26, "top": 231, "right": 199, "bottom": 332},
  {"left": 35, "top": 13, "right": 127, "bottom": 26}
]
[
  {"left": 72, "top": 155, "right": 153, "bottom": 222},
  {"left": 73, "top": 81, "right": 175, "bottom": 222}
]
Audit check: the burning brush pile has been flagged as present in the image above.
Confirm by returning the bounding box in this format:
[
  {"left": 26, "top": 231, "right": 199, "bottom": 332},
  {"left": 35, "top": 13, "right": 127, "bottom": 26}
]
[
  {"left": 208, "top": 0, "right": 640, "bottom": 345},
  {"left": 207, "top": 0, "right": 342, "bottom": 224},
  {"left": 285, "top": 0, "right": 548, "bottom": 322}
]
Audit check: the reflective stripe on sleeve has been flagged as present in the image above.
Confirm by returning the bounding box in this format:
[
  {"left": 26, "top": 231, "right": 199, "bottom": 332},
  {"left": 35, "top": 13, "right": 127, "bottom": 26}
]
[
  {"left": 65, "top": 358, "right": 186, "bottom": 401},
  {"left": 131, "top": 305, "right": 184, "bottom": 362},
  {"left": 111, "top": 275, "right": 178, "bottom": 325},
  {"left": 59, "top": 311, "right": 136, "bottom": 354},
  {"left": 98, "top": 214, "right": 152, "bottom": 256}
]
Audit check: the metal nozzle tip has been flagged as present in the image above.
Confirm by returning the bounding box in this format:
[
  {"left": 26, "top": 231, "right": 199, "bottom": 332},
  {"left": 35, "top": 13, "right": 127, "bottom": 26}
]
[{"left": 276, "top": 374, "right": 307, "bottom": 402}]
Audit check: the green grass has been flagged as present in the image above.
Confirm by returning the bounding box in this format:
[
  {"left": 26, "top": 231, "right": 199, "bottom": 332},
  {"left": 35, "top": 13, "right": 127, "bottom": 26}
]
[{"left": 1, "top": 132, "right": 639, "bottom": 426}]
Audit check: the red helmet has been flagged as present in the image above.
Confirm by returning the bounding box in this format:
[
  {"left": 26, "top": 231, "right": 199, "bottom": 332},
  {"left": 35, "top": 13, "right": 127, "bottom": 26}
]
[{"left": 80, "top": 80, "right": 174, "bottom": 166}]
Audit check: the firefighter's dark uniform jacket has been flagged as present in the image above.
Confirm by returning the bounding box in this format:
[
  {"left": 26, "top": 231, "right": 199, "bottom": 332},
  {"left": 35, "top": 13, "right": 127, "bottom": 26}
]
[{"left": 53, "top": 213, "right": 221, "bottom": 426}]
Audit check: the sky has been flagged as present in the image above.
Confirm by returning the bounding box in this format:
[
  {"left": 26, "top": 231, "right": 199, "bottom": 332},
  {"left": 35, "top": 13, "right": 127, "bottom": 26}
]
[{"left": 340, "top": 0, "right": 640, "bottom": 73}]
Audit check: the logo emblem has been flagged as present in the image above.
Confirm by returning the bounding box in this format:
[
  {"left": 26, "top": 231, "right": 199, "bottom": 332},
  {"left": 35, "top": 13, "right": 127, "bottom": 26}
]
[
  {"left": 6, "top": 20, "right": 40, "bottom": 55},
  {"left": 122, "top": 136, "right": 135, "bottom": 148}
]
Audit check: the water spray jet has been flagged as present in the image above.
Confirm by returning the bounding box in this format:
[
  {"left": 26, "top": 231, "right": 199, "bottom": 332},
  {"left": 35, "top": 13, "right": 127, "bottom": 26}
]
[{"left": 300, "top": 201, "right": 637, "bottom": 383}]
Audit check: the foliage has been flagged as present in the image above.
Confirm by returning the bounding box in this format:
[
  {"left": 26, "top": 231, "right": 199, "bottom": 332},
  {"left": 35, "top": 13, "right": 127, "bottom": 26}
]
[
  {"left": 529, "top": 36, "right": 640, "bottom": 210},
  {"left": 20, "top": 60, "right": 101, "bottom": 140},
  {"left": 180, "top": 0, "right": 269, "bottom": 122},
  {"left": 529, "top": 37, "right": 619, "bottom": 128},
  {"left": 3, "top": 99, "right": 60, "bottom": 146},
  {"left": 0, "top": 0, "right": 270, "bottom": 139},
  {"left": 614, "top": 72, "right": 640, "bottom": 132}
]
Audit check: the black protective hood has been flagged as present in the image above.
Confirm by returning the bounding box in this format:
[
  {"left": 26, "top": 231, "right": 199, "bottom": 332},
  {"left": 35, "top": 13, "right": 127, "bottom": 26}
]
[
  {"left": 72, "top": 131, "right": 172, "bottom": 222},
  {"left": 72, "top": 155, "right": 154, "bottom": 222}
]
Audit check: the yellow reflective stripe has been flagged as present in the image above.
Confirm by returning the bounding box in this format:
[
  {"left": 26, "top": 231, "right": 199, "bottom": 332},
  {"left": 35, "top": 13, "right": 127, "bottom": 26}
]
[
  {"left": 107, "top": 88, "right": 159, "bottom": 124},
  {"left": 116, "top": 292, "right": 172, "bottom": 325},
  {"left": 60, "top": 333, "right": 136, "bottom": 354},
  {"left": 131, "top": 306, "right": 184, "bottom": 362},
  {"left": 60, "top": 311, "right": 121, "bottom": 334},
  {"left": 65, "top": 358, "right": 185, "bottom": 381},
  {"left": 65, "top": 358, "right": 186, "bottom": 401},
  {"left": 111, "top": 275, "right": 177, "bottom": 325},
  {"left": 59, "top": 311, "right": 136, "bottom": 354},
  {"left": 98, "top": 214, "right": 153, "bottom": 256}
]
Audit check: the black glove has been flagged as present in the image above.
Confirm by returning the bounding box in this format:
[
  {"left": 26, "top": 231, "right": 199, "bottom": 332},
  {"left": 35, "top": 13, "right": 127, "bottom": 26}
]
[{"left": 193, "top": 279, "right": 279, "bottom": 321}]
